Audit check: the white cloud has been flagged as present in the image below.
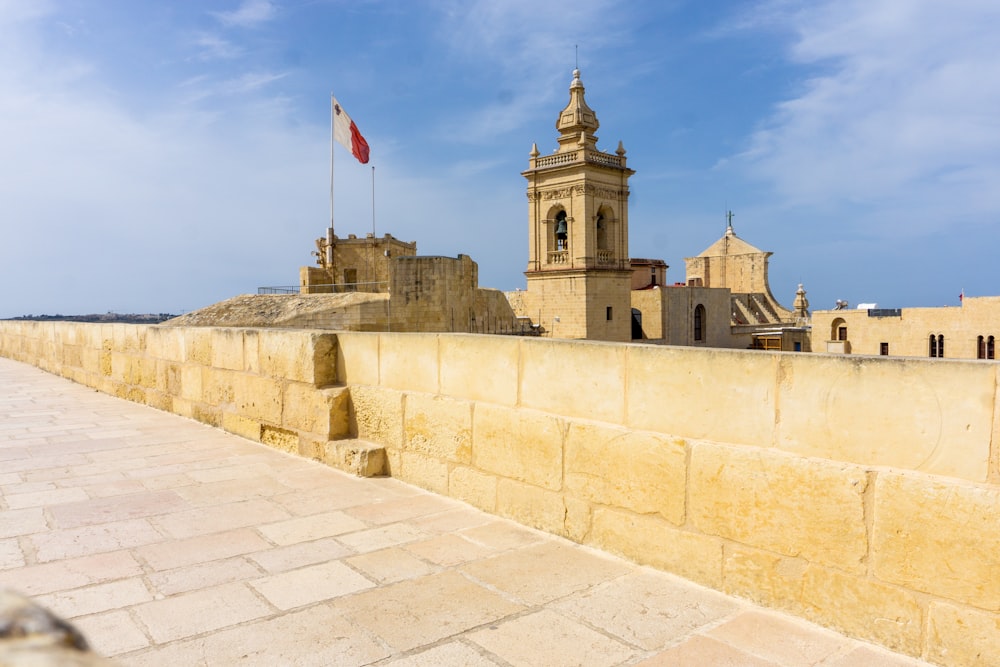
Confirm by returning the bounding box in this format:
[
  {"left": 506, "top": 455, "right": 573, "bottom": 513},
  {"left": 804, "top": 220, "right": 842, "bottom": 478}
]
[
  {"left": 737, "top": 0, "right": 1000, "bottom": 236},
  {"left": 193, "top": 32, "right": 245, "bottom": 61},
  {"left": 434, "top": 0, "right": 626, "bottom": 140},
  {"left": 210, "top": 0, "right": 277, "bottom": 29}
]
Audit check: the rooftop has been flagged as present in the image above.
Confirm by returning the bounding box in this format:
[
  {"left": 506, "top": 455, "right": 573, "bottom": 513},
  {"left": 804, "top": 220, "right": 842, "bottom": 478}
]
[{"left": 0, "top": 357, "right": 932, "bottom": 666}]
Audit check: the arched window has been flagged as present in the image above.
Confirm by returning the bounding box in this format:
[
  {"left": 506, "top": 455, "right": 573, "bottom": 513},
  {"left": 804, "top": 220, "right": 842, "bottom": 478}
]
[
  {"left": 989, "top": 336, "right": 995, "bottom": 360},
  {"left": 978, "top": 335, "right": 986, "bottom": 359},
  {"left": 938, "top": 335, "right": 945, "bottom": 358},
  {"left": 831, "top": 318, "right": 847, "bottom": 342},
  {"left": 596, "top": 213, "right": 608, "bottom": 250},
  {"left": 694, "top": 304, "right": 705, "bottom": 342},
  {"left": 554, "top": 211, "right": 568, "bottom": 250},
  {"left": 929, "top": 334, "right": 938, "bottom": 358}
]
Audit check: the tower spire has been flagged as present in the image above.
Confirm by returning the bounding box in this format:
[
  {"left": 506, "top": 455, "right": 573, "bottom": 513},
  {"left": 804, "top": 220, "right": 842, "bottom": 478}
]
[{"left": 555, "top": 68, "right": 600, "bottom": 152}]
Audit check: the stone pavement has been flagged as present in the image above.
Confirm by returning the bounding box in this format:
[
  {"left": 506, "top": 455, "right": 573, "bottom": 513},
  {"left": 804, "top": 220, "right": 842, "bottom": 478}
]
[{"left": 0, "top": 357, "right": 935, "bottom": 667}]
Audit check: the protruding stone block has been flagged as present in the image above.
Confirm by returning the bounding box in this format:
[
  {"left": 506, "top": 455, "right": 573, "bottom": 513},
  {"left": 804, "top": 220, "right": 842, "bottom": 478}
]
[{"left": 324, "top": 439, "right": 387, "bottom": 477}]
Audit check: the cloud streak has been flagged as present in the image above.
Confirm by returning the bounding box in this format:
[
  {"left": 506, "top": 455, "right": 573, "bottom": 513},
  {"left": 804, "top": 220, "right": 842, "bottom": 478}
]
[
  {"left": 210, "top": 0, "right": 277, "bottom": 29},
  {"left": 737, "top": 0, "right": 1000, "bottom": 236}
]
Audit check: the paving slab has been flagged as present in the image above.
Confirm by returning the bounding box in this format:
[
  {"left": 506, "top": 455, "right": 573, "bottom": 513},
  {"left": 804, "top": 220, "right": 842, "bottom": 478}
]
[{"left": 0, "top": 356, "right": 936, "bottom": 666}]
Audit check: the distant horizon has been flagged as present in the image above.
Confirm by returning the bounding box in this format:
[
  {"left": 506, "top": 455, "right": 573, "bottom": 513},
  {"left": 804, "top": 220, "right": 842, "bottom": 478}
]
[{"left": 3, "top": 1, "right": 998, "bottom": 318}]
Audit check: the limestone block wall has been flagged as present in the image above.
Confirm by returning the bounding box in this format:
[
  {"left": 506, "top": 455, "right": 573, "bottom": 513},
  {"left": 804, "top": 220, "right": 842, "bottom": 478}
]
[
  {"left": 0, "top": 321, "right": 349, "bottom": 461},
  {"left": 335, "top": 332, "right": 1000, "bottom": 666},
  {"left": 1, "top": 321, "right": 998, "bottom": 666}
]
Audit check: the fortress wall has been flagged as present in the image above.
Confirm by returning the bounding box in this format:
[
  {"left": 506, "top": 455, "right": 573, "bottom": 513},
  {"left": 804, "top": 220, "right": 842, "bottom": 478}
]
[
  {"left": 2, "top": 320, "right": 999, "bottom": 665},
  {"left": 0, "top": 321, "right": 348, "bottom": 461}
]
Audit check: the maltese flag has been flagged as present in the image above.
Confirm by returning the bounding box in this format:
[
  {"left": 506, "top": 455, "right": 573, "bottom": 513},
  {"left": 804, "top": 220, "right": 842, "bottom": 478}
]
[{"left": 332, "top": 96, "right": 370, "bottom": 164}]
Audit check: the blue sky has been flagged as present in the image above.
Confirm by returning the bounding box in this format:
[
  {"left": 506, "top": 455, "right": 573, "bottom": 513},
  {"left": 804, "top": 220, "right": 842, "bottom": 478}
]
[{"left": 2, "top": 0, "right": 998, "bottom": 318}]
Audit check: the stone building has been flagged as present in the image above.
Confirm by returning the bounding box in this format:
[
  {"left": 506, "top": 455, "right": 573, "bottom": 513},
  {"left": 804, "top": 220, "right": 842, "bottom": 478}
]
[
  {"left": 513, "top": 69, "right": 635, "bottom": 342},
  {"left": 813, "top": 295, "right": 1000, "bottom": 359},
  {"left": 300, "top": 233, "right": 416, "bottom": 294}
]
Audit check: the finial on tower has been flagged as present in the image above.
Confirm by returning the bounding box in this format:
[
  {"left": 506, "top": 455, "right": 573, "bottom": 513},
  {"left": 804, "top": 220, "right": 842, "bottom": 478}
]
[{"left": 726, "top": 209, "right": 735, "bottom": 235}]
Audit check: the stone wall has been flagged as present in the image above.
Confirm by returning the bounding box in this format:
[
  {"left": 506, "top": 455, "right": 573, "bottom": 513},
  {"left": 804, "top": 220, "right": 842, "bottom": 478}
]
[{"left": 1, "top": 320, "right": 998, "bottom": 666}]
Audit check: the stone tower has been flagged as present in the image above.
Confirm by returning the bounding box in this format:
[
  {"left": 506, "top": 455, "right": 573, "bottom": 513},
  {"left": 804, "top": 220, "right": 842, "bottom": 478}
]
[{"left": 521, "top": 69, "right": 634, "bottom": 341}]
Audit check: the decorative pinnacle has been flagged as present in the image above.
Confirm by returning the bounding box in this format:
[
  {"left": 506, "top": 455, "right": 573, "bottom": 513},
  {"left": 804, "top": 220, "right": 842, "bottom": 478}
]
[{"left": 530, "top": 142, "right": 540, "bottom": 158}]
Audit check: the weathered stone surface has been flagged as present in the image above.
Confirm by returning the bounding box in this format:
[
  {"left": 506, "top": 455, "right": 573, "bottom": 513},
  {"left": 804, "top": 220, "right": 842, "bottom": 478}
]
[
  {"left": 257, "top": 330, "right": 336, "bottom": 385},
  {"left": 324, "top": 440, "right": 387, "bottom": 477},
  {"left": 283, "top": 382, "right": 349, "bottom": 439},
  {"left": 589, "top": 507, "right": 723, "bottom": 588},
  {"left": 178, "top": 365, "right": 202, "bottom": 402},
  {"left": 221, "top": 413, "right": 262, "bottom": 442},
  {"left": 182, "top": 328, "right": 212, "bottom": 366},
  {"left": 565, "top": 423, "right": 686, "bottom": 525},
  {"left": 260, "top": 426, "right": 298, "bottom": 455},
  {"left": 723, "top": 545, "right": 807, "bottom": 612},
  {"left": 448, "top": 466, "right": 497, "bottom": 512},
  {"left": 210, "top": 329, "right": 245, "bottom": 371},
  {"left": 439, "top": 335, "right": 518, "bottom": 406},
  {"left": 496, "top": 479, "right": 566, "bottom": 536},
  {"left": 404, "top": 393, "right": 472, "bottom": 464},
  {"left": 627, "top": 345, "right": 778, "bottom": 446},
  {"left": 927, "top": 601, "right": 1000, "bottom": 667},
  {"left": 350, "top": 386, "right": 404, "bottom": 448},
  {"left": 473, "top": 403, "right": 563, "bottom": 490},
  {"left": 519, "top": 338, "right": 626, "bottom": 424},
  {"left": 873, "top": 472, "right": 1000, "bottom": 610},
  {"left": 398, "top": 451, "right": 449, "bottom": 494},
  {"left": 690, "top": 443, "right": 869, "bottom": 574},
  {"left": 800, "top": 565, "right": 923, "bottom": 656}
]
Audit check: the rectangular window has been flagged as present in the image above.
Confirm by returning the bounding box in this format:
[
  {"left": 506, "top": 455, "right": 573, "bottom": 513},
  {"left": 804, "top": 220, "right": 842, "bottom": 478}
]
[
  {"left": 606, "top": 306, "right": 613, "bottom": 321},
  {"left": 880, "top": 342, "right": 889, "bottom": 356},
  {"left": 838, "top": 326, "right": 847, "bottom": 341}
]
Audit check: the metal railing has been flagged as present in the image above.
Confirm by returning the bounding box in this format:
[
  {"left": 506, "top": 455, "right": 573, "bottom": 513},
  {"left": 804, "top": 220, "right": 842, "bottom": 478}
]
[{"left": 258, "top": 281, "right": 388, "bottom": 295}]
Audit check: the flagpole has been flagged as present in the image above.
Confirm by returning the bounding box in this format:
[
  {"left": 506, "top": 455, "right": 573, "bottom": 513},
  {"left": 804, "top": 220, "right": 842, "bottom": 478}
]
[{"left": 328, "top": 94, "right": 335, "bottom": 271}]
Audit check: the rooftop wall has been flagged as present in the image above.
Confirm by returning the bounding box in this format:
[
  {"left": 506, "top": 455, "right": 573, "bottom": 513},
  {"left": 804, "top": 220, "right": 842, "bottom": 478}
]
[{"left": 1, "top": 320, "right": 997, "bottom": 666}]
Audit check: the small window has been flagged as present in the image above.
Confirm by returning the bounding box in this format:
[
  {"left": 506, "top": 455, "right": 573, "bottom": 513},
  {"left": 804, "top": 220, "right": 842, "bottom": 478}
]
[
  {"left": 989, "top": 336, "right": 996, "bottom": 360},
  {"left": 978, "top": 335, "right": 986, "bottom": 359},
  {"left": 880, "top": 342, "right": 889, "bottom": 356},
  {"left": 929, "top": 334, "right": 944, "bottom": 358},
  {"left": 606, "top": 306, "right": 613, "bottom": 321},
  {"left": 838, "top": 326, "right": 847, "bottom": 341},
  {"left": 694, "top": 304, "right": 705, "bottom": 342},
  {"left": 794, "top": 342, "right": 802, "bottom": 352}
]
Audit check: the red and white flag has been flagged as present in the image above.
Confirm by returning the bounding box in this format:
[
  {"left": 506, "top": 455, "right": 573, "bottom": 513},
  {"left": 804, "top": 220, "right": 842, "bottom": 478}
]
[{"left": 332, "top": 96, "right": 370, "bottom": 164}]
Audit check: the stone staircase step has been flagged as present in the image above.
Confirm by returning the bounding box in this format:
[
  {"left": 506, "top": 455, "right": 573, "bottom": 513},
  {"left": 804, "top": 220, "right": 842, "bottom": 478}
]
[{"left": 323, "top": 438, "right": 387, "bottom": 477}]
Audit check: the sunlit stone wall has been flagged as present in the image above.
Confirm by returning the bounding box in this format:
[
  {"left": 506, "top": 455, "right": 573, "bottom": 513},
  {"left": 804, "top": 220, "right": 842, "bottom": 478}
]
[{"left": 1, "top": 321, "right": 997, "bottom": 666}]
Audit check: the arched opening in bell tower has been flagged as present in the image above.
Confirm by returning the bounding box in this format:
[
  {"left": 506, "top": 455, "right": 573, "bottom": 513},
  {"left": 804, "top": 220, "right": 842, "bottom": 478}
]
[{"left": 555, "top": 210, "right": 568, "bottom": 251}]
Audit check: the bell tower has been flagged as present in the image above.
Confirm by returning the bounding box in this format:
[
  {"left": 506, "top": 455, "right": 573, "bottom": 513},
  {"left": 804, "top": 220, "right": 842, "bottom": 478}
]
[{"left": 522, "top": 69, "right": 634, "bottom": 341}]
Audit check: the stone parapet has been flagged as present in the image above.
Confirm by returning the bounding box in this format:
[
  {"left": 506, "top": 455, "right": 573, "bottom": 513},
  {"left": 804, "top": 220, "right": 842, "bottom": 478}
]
[{"left": 1, "top": 321, "right": 998, "bottom": 665}]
